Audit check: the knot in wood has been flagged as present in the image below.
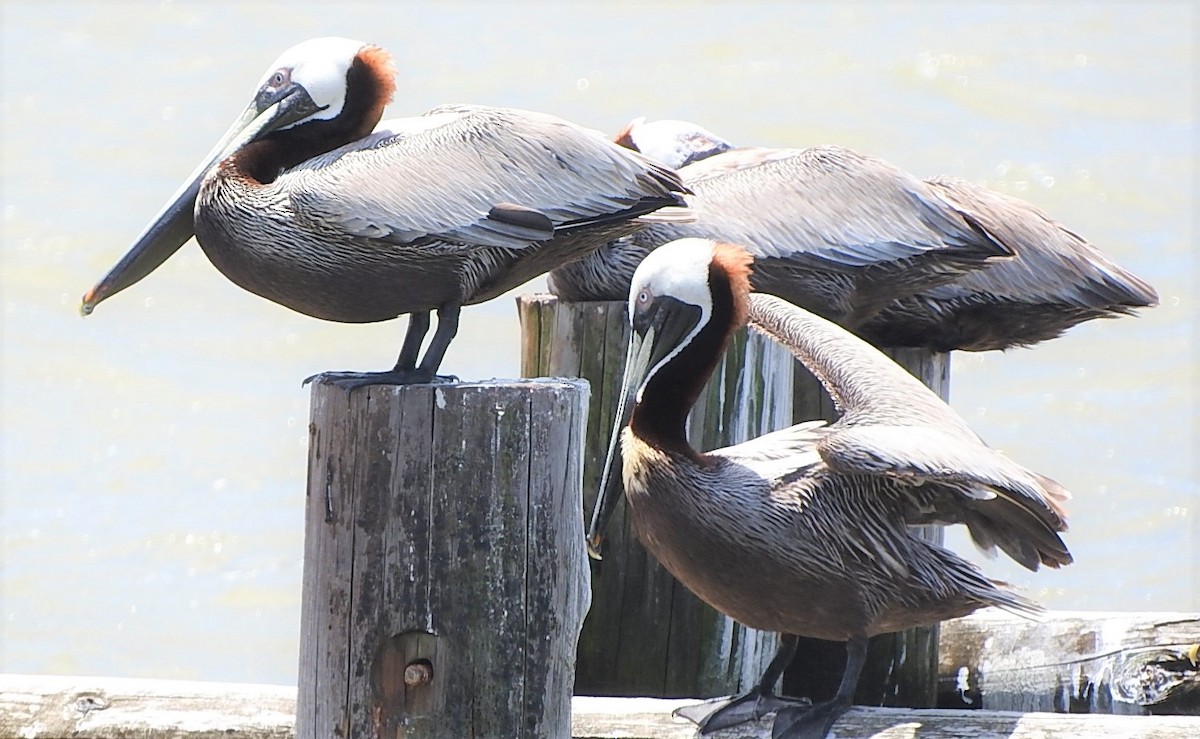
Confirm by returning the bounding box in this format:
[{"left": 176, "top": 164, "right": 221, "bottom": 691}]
[
  {"left": 403, "top": 660, "right": 433, "bottom": 687},
  {"left": 74, "top": 693, "right": 110, "bottom": 717}
]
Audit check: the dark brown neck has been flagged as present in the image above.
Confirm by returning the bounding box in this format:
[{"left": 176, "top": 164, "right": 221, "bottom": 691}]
[
  {"left": 629, "top": 265, "right": 740, "bottom": 461},
  {"left": 231, "top": 54, "right": 389, "bottom": 185}
]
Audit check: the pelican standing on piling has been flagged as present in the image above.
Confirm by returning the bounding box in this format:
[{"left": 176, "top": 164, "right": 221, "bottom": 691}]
[
  {"left": 80, "top": 39, "right": 689, "bottom": 386},
  {"left": 551, "top": 117, "right": 1157, "bottom": 351},
  {"left": 588, "top": 237, "right": 1073, "bottom": 738}
]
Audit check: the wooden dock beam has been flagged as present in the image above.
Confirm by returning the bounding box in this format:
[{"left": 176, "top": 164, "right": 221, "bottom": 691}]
[
  {"left": 298, "top": 379, "right": 591, "bottom": 738},
  {"left": 2, "top": 614, "right": 1195, "bottom": 735},
  {"left": 3, "top": 672, "right": 1199, "bottom": 738},
  {"left": 938, "top": 610, "right": 1200, "bottom": 714}
]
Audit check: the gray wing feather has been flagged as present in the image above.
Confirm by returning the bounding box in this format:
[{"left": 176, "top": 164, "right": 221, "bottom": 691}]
[
  {"left": 747, "top": 292, "right": 1070, "bottom": 544},
  {"left": 919, "top": 176, "right": 1159, "bottom": 308},
  {"left": 748, "top": 292, "right": 977, "bottom": 434},
  {"left": 706, "top": 421, "right": 828, "bottom": 488},
  {"left": 818, "top": 425, "right": 1050, "bottom": 509},
  {"left": 284, "top": 106, "right": 678, "bottom": 250},
  {"left": 664, "top": 146, "right": 1009, "bottom": 269}
]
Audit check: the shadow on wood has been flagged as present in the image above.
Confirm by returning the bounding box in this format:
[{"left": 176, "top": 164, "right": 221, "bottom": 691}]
[{"left": 297, "top": 379, "right": 591, "bottom": 738}]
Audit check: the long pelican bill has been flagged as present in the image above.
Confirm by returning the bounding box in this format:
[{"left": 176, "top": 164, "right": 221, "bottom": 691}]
[
  {"left": 586, "top": 295, "right": 703, "bottom": 558},
  {"left": 80, "top": 83, "right": 322, "bottom": 316},
  {"left": 586, "top": 326, "right": 649, "bottom": 560}
]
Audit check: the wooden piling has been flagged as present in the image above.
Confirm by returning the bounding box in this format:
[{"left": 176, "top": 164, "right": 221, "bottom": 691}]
[
  {"left": 518, "top": 295, "right": 788, "bottom": 698},
  {"left": 297, "top": 379, "right": 591, "bottom": 739}
]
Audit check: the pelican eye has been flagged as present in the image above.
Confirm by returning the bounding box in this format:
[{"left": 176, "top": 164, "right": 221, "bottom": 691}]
[
  {"left": 269, "top": 69, "right": 290, "bottom": 89},
  {"left": 636, "top": 289, "right": 651, "bottom": 305}
]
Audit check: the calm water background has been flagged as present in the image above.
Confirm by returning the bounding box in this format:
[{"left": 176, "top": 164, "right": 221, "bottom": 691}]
[{"left": 1, "top": 1, "right": 1194, "bottom": 685}]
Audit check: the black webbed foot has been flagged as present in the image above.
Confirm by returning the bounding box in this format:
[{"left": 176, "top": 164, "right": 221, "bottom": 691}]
[
  {"left": 302, "top": 370, "right": 459, "bottom": 390},
  {"left": 673, "top": 691, "right": 812, "bottom": 734},
  {"left": 771, "top": 698, "right": 850, "bottom": 739}
]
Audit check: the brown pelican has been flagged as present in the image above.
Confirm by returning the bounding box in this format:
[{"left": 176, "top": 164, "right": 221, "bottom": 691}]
[
  {"left": 587, "top": 237, "right": 1072, "bottom": 738},
  {"left": 80, "top": 39, "right": 689, "bottom": 386},
  {"left": 550, "top": 119, "right": 1014, "bottom": 330},
  {"left": 551, "top": 117, "right": 1157, "bottom": 351}
]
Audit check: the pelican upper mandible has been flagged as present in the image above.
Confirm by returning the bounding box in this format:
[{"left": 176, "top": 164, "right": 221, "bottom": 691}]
[
  {"left": 551, "top": 116, "right": 1157, "bottom": 351},
  {"left": 80, "top": 39, "right": 690, "bottom": 386},
  {"left": 587, "top": 237, "right": 1072, "bottom": 738}
]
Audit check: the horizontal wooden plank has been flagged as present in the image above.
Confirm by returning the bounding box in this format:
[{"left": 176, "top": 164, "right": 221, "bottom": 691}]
[
  {"left": 4, "top": 673, "right": 1200, "bottom": 738},
  {"left": 572, "top": 696, "right": 1200, "bottom": 738},
  {"left": 0, "top": 674, "right": 295, "bottom": 738},
  {"left": 939, "top": 610, "right": 1200, "bottom": 714}
]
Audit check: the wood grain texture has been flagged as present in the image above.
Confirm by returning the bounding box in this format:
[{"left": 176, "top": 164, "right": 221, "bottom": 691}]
[
  {"left": 570, "top": 696, "right": 1200, "bottom": 738},
  {"left": 5, "top": 675, "right": 1199, "bottom": 738},
  {"left": 0, "top": 674, "right": 295, "bottom": 739},
  {"left": 297, "top": 379, "right": 591, "bottom": 738},
  {"left": 518, "top": 295, "right": 785, "bottom": 698},
  {"left": 938, "top": 610, "right": 1200, "bottom": 714}
]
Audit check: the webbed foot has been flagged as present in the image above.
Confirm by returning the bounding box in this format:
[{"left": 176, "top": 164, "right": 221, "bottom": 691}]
[
  {"left": 302, "top": 370, "right": 459, "bottom": 390},
  {"left": 771, "top": 698, "right": 849, "bottom": 739},
  {"left": 673, "top": 691, "right": 812, "bottom": 734}
]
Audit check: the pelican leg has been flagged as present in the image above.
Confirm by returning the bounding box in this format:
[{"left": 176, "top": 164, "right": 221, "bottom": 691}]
[
  {"left": 673, "top": 634, "right": 811, "bottom": 734},
  {"left": 393, "top": 311, "right": 431, "bottom": 372},
  {"left": 771, "top": 635, "right": 868, "bottom": 739},
  {"left": 414, "top": 302, "right": 461, "bottom": 381},
  {"left": 301, "top": 306, "right": 460, "bottom": 390}
]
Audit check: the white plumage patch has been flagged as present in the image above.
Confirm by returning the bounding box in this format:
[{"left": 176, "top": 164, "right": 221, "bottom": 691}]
[
  {"left": 259, "top": 37, "right": 365, "bottom": 123},
  {"left": 629, "top": 238, "right": 717, "bottom": 396},
  {"left": 630, "top": 237, "right": 716, "bottom": 315},
  {"left": 625, "top": 118, "right": 733, "bottom": 169}
]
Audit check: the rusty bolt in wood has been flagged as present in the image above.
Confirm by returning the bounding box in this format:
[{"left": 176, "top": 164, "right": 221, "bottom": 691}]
[{"left": 404, "top": 660, "right": 432, "bottom": 687}]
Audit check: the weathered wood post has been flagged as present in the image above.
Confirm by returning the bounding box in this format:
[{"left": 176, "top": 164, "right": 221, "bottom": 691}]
[
  {"left": 784, "top": 348, "right": 950, "bottom": 710},
  {"left": 297, "top": 379, "right": 591, "bottom": 739},
  {"left": 518, "top": 295, "right": 788, "bottom": 698}
]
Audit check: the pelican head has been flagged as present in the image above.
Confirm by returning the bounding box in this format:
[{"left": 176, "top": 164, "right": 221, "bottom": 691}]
[
  {"left": 614, "top": 117, "right": 734, "bottom": 169},
  {"left": 587, "top": 238, "right": 753, "bottom": 557},
  {"left": 80, "top": 37, "right": 395, "bottom": 315}
]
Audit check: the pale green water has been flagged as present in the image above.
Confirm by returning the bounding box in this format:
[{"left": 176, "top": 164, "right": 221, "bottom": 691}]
[{"left": 1, "top": 1, "right": 1194, "bottom": 685}]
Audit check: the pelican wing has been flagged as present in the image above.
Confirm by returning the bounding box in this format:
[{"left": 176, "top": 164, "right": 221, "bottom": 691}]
[
  {"left": 918, "top": 176, "right": 1159, "bottom": 308},
  {"left": 674, "top": 146, "right": 791, "bottom": 181},
  {"left": 820, "top": 423, "right": 1072, "bottom": 570},
  {"left": 820, "top": 425, "right": 1063, "bottom": 513},
  {"left": 748, "top": 292, "right": 1071, "bottom": 569},
  {"left": 665, "top": 146, "right": 1011, "bottom": 271},
  {"left": 747, "top": 292, "right": 977, "bottom": 434},
  {"left": 762, "top": 323, "right": 1068, "bottom": 520},
  {"left": 706, "top": 421, "right": 829, "bottom": 490},
  {"left": 286, "top": 105, "right": 683, "bottom": 250}
]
